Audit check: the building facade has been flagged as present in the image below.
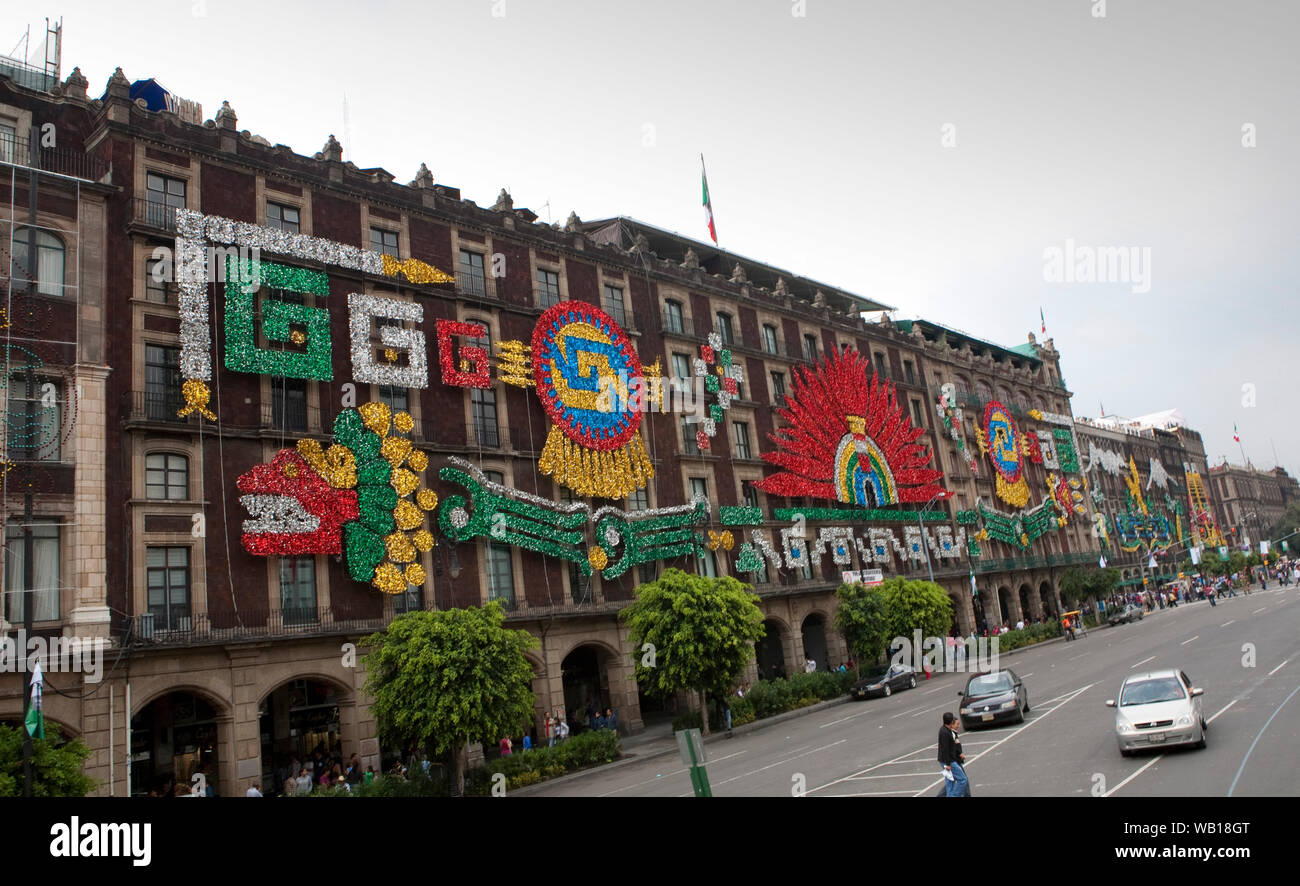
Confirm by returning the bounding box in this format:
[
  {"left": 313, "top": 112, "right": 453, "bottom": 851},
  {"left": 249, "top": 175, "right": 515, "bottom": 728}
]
[
  {"left": 4, "top": 63, "right": 1118, "bottom": 798},
  {"left": 1208, "top": 461, "right": 1293, "bottom": 551}
]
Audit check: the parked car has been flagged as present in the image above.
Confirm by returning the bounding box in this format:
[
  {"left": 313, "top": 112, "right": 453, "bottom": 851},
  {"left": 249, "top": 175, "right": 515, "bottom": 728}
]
[
  {"left": 1108, "top": 604, "right": 1145, "bottom": 627},
  {"left": 959, "top": 669, "right": 1029, "bottom": 728},
  {"left": 850, "top": 664, "right": 917, "bottom": 700},
  {"left": 1106, "top": 669, "right": 1206, "bottom": 756}
]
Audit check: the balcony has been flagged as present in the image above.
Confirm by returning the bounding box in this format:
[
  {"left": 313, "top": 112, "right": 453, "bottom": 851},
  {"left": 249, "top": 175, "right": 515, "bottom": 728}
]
[
  {"left": 124, "top": 607, "right": 391, "bottom": 647},
  {"left": 0, "top": 134, "right": 108, "bottom": 182},
  {"left": 260, "top": 400, "right": 318, "bottom": 435},
  {"left": 123, "top": 390, "right": 195, "bottom": 425},
  {"left": 463, "top": 422, "right": 528, "bottom": 451},
  {"left": 658, "top": 311, "right": 705, "bottom": 340},
  {"left": 130, "top": 197, "right": 182, "bottom": 234}
]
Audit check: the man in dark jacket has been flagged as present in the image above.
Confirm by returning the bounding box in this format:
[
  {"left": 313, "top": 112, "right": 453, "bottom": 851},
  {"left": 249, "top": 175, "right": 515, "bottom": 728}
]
[{"left": 937, "top": 713, "right": 970, "bottom": 797}]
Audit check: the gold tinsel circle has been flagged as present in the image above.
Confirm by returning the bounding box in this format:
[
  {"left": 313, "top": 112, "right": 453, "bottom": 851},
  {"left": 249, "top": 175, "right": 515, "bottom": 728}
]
[
  {"left": 416, "top": 488, "right": 438, "bottom": 511},
  {"left": 587, "top": 546, "right": 609, "bottom": 571},
  {"left": 393, "top": 412, "right": 415, "bottom": 434},
  {"left": 412, "top": 529, "right": 435, "bottom": 552},
  {"left": 407, "top": 450, "right": 428, "bottom": 472},
  {"left": 404, "top": 563, "right": 426, "bottom": 586}
]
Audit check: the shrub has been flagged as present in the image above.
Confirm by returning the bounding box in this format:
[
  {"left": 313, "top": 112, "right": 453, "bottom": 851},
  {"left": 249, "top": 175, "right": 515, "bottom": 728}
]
[{"left": 672, "top": 711, "right": 703, "bottom": 732}]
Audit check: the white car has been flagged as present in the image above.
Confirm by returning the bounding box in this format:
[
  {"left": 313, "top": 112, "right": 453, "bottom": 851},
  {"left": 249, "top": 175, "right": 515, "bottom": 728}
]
[{"left": 1106, "top": 668, "right": 1206, "bottom": 756}]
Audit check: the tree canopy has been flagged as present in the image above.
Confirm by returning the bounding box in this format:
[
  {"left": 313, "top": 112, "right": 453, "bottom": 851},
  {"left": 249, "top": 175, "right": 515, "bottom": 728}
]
[
  {"left": 361, "top": 602, "right": 537, "bottom": 793},
  {"left": 620, "top": 568, "right": 765, "bottom": 735},
  {"left": 1060, "top": 566, "right": 1120, "bottom": 604},
  {"left": 833, "top": 582, "right": 891, "bottom": 671},
  {"left": 876, "top": 577, "right": 954, "bottom": 644},
  {"left": 0, "top": 723, "right": 95, "bottom": 797}
]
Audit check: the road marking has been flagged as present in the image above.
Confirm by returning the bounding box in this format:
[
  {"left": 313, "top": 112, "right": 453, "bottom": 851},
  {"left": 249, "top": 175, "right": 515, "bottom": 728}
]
[
  {"left": 823, "top": 789, "right": 918, "bottom": 796},
  {"left": 1268, "top": 659, "right": 1289, "bottom": 677},
  {"left": 890, "top": 704, "right": 935, "bottom": 720},
  {"left": 1181, "top": 635, "right": 1199, "bottom": 646},
  {"left": 1229, "top": 684, "right": 1300, "bottom": 796},
  {"left": 847, "top": 772, "right": 944, "bottom": 780},
  {"left": 1020, "top": 673, "right": 1033, "bottom": 678},
  {"left": 1220, "top": 620, "right": 1235, "bottom": 627},
  {"left": 911, "top": 702, "right": 953, "bottom": 718},
  {"left": 681, "top": 739, "right": 848, "bottom": 795},
  {"left": 1131, "top": 656, "right": 1156, "bottom": 668},
  {"left": 819, "top": 706, "right": 880, "bottom": 728},
  {"left": 1208, "top": 700, "right": 1236, "bottom": 723},
  {"left": 1252, "top": 607, "right": 1267, "bottom": 614},
  {"left": 922, "top": 686, "right": 946, "bottom": 695},
  {"left": 1068, "top": 653, "right": 1088, "bottom": 661},
  {"left": 594, "top": 750, "right": 748, "bottom": 796}
]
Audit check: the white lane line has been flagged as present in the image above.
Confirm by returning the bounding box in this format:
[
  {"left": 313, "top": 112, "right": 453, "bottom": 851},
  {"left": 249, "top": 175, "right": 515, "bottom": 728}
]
[
  {"left": 911, "top": 703, "right": 953, "bottom": 718},
  {"left": 1229, "top": 684, "right": 1300, "bottom": 796},
  {"left": 1220, "top": 620, "right": 1235, "bottom": 627},
  {"left": 680, "top": 739, "right": 847, "bottom": 795},
  {"left": 922, "top": 686, "right": 946, "bottom": 695},
  {"left": 1268, "top": 659, "right": 1289, "bottom": 677},
  {"left": 594, "top": 750, "right": 748, "bottom": 796},
  {"left": 1181, "top": 635, "right": 1199, "bottom": 646},
  {"left": 807, "top": 743, "right": 944, "bottom": 794},
  {"left": 847, "top": 772, "right": 944, "bottom": 780},
  {"left": 819, "top": 707, "right": 878, "bottom": 728},
  {"left": 890, "top": 704, "right": 935, "bottom": 720},
  {"left": 1131, "top": 656, "right": 1156, "bottom": 668},
  {"left": 1208, "top": 700, "right": 1237, "bottom": 723},
  {"left": 1068, "top": 653, "right": 1088, "bottom": 661},
  {"left": 1020, "top": 673, "right": 1033, "bottom": 678},
  {"left": 910, "top": 683, "right": 1096, "bottom": 797},
  {"left": 824, "top": 790, "right": 918, "bottom": 796},
  {"left": 1252, "top": 607, "right": 1267, "bottom": 614}
]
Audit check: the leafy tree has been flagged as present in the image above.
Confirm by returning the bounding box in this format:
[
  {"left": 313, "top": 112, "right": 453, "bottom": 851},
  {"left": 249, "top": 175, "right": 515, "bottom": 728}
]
[
  {"left": 1061, "top": 567, "right": 1120, "bottom": 606},
  {"left": 876, "top": 578, "right": 954, "bottom": 647},
  {"left": 621, "top": 568, "right": 765, "bottom": 736},
  {"left": 833, "top": 582, "right": 890, "bottom": 674},
  {"left": 360, "top": 601, "right": 537, "bottom": 796},
  {"left": 0, "top": 723, "right": 95, "bottom": 797},
  {"left": 1268, "top": 501, "right": 1300, "bottom": 543}
]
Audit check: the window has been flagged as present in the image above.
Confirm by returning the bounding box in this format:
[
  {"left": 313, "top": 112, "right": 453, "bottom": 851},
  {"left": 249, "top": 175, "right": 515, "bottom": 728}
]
[
  {"left": 145, "top": 172, "right": 186, "bottom": 228},
  {"left": 603, "top": 284, "right": 627, "bottom": 327},
  {"left": 742, "top": 484, "right": 760, "bottom": 511},
  {"left": 733, "top": 421, "right": 752, "bottom": 459},
  {"left": 628, "top": 488, "right": 649, "bottom": 512},
  {"left": 537, "top": 268, "right": 560, "bottom": 308},
  {"left": 803, "top": 333, "right": 818, "bottom": 362},
  {"left": 671, "top": 353, "right": 692, "bottom": 379},
  {"left": 0, "top": 120, "right": 15, "bottom": 164},
  {"left": 145, "top": 256, "right": 171, "bottom": 304},
  {"left": 378, "top": 384, "right": 408, "bottom": 417},
  {"left": 370, "top": 226, "right": 399, "bottom": 257},
  {"left": 716, "top": 312, "right": 734, "bottom": 346},
  {"left": 10, "top": 228, "right": 65, "bottom": 296},
  {"left": 485, "top": 524, "right": 515, "bottom": 607},
  {"left": 568, "top": 560, "right": 592, "bottom": 605},
  {"left": 280, "top": 556, "right": 317, "bottom": 625},
  {"left": 271, "top": 377, "right": 308, "bottom": 432},
  {"left": 463, "top": 317, "right": 491, "bottom": 351},
  {"left": 394, "top": 584, "right": 422, "bottom": 615},
  {"left": 146, "top": 453, "right": 188, "bottom": 500},
  {"left": 689, "top": 478, "right": 709, "bottom": 502},
  {"left": 146, "top": 546, "right": 190, "bottom": 630},
  {"left": 904, "top": 361, "right": 915, "bottom": 385},
  {"left": 637, "top": 563, "right": 658, "bottom": 585},
  {"left": 472, "top": 388, "right": 499, "bottom": 447},
  {"left": 6, "top": 375, "right": 61, "bottom": 461},
  {"left": 459, "top": 249, "right": 486, "bottom": 296},
  {"left": 681, "top": 417, "right": 701, "bottom": 456},
  {"left": 770, "top": 371, "right": 786, "bottom": 405},
  {"left": 4, "top": 519, "right": 60, "bottom": 622},
  {"left": 798, "top": 554, "right": 814, "bottom": 581},
  {"left": 874, "top": 353, "right": 887, "bottom": 379},
  {"left": 664, "top": 300, "right": 684, "bottom": 334},
  {"left": 762, "top": 324, "right": 779, "bottom": 355},
  {"left": 910, "top": 399, "right": 925, "bottom": 429},
  {"left": 145, "top": 344, "right": 183, "bottom": 421},
  {"left": 267, "top": 202, "right": 300, "bottom": 234}
]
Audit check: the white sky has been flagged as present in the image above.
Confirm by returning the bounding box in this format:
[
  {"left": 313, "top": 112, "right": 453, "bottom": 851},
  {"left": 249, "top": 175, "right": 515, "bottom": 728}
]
[{"left": 5, "top": 0, "right": 1298, "bottom": 475}]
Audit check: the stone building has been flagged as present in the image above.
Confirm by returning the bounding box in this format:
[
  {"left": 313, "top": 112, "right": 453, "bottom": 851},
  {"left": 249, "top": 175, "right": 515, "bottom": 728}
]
[
  {"left": 4, "top": 62, "right": 1106, "bottom": 797},
  {"left": 1208, "top": 461, "right": 1293, "bottom": 551}
]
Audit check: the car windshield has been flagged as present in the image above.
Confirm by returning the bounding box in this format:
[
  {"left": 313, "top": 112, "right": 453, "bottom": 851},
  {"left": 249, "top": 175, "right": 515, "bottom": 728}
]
[
  {"left": 1120, "top": 677, "right": 1185, "bottom": 706},
  {"left": 966, "top": 674, "right": 1013, "bottom": 696}
]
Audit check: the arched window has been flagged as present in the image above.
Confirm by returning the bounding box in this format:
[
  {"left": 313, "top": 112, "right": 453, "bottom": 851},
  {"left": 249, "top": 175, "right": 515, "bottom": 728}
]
[{"left": 11, "top": 227, "right": 65, "bottom": 296}]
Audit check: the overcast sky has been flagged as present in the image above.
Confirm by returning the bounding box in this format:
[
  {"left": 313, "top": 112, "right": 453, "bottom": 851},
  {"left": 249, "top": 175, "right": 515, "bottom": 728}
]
[{"left": 6, "top": 0, "right": 1297, "bottom": 475}]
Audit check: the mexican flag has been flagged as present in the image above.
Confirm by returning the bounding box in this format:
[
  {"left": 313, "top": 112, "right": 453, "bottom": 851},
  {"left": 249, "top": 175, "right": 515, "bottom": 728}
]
[
  {"left": 1232, "top": 423, "right": 1240, "bottom": 443},
  {"left": 1040, "top": 307, "right": 1046, "bottom": 334},
  {"left": 701, "top": 155, "right": 717, "bottom": 244},
  {"left": 26, "top": 660, "right": 44, "bottom": 740}
]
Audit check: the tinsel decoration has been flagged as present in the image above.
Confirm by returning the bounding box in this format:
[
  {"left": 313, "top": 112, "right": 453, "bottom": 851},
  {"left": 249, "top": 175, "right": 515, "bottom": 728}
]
[
  {"left": 530, "top": 302, "right": 653, "bottom": 498},
  {"left": 691, "top": 336, "right": 743, "bottom": 450},
  {"left": 719, "top": 506, "right": 763, "bottom": 526},
  {"left": 380, "top": 253, "right": 455, "bottom": 285},
  {"left": 237, "top": 401, "right": 437, "bottom": 595},
  {"left": 224, "top": 257, "right": 333, "bottom": 379},
  {"left": 1053, "top": 428, "right": 1079, "bottom": 473},
  {"left": 1085, "top": 442, "right": 1127, "bottom": 476},
  {"left": 707, "top": 530, "right": 735, "bottom": 552},
  {"left": 348, "top": 293, "right": 429, "bottom": 389},
  {"left": 1035, "top": 430, "right": 1059, "bottom": 470},
  {"left": 178, "top": 379, "right": 217, "bottom": 420},
  {"left": 771, "top": 507, "right": 947, "bottom": 524},
  {"left": 755, "top": 348, "right": 946, "bottom": 504},
  {"left": 497, "top": 340, "right": 535, "bottom": 388},
  {"left": 980, "top": 400, "right": 1028, "bottom": 509},
  {"left": 935, "top": 383, "right": 979, "bottom": 474},
  {"left": 437, "top": 319, "right": 492, "bottom": 388}
]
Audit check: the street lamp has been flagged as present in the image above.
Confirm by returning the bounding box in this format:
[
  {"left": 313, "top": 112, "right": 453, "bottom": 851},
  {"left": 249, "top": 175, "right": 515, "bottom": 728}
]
[{"left": 917, "top": 491, "right": 949, "bottom": 584}]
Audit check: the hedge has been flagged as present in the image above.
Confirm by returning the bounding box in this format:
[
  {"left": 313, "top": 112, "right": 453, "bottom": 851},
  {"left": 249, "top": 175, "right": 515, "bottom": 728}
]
[{"left": 464, "top": 729, "right": 619, "bottom": 795}]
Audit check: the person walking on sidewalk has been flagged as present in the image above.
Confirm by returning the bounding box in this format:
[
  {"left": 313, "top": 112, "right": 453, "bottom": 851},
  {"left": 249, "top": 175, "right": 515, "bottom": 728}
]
[{"left": 938, "top": 713, "right": 970, "bottom": 797}]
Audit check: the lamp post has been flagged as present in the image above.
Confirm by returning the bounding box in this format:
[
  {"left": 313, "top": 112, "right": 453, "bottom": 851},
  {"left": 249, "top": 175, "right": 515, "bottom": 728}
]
[{"left": 917, "top": 491, "right": 948, "bottom": 584}]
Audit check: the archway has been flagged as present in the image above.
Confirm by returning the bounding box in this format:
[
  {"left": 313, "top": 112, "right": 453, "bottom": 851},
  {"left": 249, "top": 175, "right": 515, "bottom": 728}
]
[
  {"left": 561, "top": 644, "right": 611, "bottom": 736},
  {"left": 996, "top": 586, "right": 1012, "bottom": 629},
  {"left": 1039, "top": 581, "right": 1057, "bottom": 620},
  {"left": 258, "top": 677, "right": 349, "bottom": 795},
  {"left": 1018, "top": 583, "right": 1033, "bottom": 624},
  {"left": 129, "top": 690, "right": 224, "bottom": 797},
  {"left": 755, "top": 618, "right": 788, "bottom": 680},
  {"left": 801, "top": 613, "right": 829, "bottom": 671}
]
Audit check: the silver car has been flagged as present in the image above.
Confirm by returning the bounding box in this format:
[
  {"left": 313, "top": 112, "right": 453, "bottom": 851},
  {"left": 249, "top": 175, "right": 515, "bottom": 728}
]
[{"left": 1106, "top": 669, "right": 1206, "bottom": 756}]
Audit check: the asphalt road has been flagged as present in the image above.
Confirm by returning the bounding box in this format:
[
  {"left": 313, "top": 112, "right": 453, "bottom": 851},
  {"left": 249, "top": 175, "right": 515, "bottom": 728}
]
[{"left": 527, "top": 583, "right": 1299, "bottom": 797}]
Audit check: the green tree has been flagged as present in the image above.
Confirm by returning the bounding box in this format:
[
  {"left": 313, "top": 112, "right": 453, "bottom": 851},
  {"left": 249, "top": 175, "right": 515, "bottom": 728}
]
[
  {"left": 621, "top": 568, "right": 765, "bottom": 736},
  {"left": 833, "top": 582, "right": 890, "bottom": 675},
  {"left": 877, "top": 578, "right": 954, "bottom": 647},
  {"left": 1061, "top": 567, "right": 1120, "bottom": 606},
  {"left": 0, "top": 723, "right": 95, "bottom": 797},
  {"left": 361, "top": 602, "right": 537, "bottom": 796},
  {"left": 1268, "top": 501, "right": 1300, "bottom": 543}
]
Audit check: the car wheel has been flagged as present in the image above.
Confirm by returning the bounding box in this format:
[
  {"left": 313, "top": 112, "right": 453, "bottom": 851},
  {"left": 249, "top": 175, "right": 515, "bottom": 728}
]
[
  {"left": 883, "top": 685, "right": 891, "bottom": 697},
  {"left": 1120, "top": 747, "right": 1133, "bottom": 758},
  {"left": 1014, "top": 707, "right": 1025, "bottom": 724},
  {"left": 1194, "top": 727, "right": 1206, "bottom": 749},
  {"left": 909, "top": 676, "right": 917, "bottom": 689},
  {"left": 1023, "top": 700, "right": 1030, "bottom": 714}
]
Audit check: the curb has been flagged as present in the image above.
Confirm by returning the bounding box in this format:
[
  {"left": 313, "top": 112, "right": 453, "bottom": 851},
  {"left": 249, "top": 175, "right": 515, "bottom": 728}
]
[{"left": 508, "top": 693, "right": 853, "bottom": 796}]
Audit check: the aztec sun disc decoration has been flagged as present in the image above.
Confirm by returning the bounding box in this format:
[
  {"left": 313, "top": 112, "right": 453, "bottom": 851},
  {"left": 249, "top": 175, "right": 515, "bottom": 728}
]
[
  {"left": 977, "top": 400, "right": 1029, "bottom": 508},
  {"left": 531, "top": 301, "right": 653, "bottom": 499},
  {"left": 237, "top": 401, "right": 438, "bottom": 594},
  {"left": 754, "top": 348, "right": 946, "bottom": 505}
]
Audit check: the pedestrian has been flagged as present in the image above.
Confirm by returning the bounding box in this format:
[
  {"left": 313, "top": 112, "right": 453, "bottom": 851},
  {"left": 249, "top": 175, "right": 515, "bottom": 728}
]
[
  {"left": 937, "top": 713, "right": 970, "bottom": 797},
  {"left": 282, "top": 776, "right": 296, "bottom": 796},
  {"left": 719, "top": 695, "right": 732, "bottom": 733},
  {"left": 605, "top": 707, "right": 618, "bottom": 732},
  {"left": 499, "top": 736, "right": 512, "bottom": 756},
  {"left": 557, "top": 717, "right": 570, "bottom": 743},
  {"left": 522, "top": 733, "right": 532, "bottom": 750},
  {"left": 295, "top": 767, "right": 312, "bottom": 795},
  {"left": 245, "top": 782, "right": 263, "bottom": 798},
  {"left": 545, "top": 713, "right": 555, "bottom": 748},
  {"left": 346, "top": 752, "right": 362, "bottom": 785},
  {"left": 364, "top": 765, "right": 375, "bottom": 785}
]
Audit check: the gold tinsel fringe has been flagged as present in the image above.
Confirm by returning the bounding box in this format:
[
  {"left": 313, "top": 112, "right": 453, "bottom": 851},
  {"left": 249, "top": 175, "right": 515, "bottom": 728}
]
[{"left": 539, "top": 427, "right": 654, "bottom": 499}]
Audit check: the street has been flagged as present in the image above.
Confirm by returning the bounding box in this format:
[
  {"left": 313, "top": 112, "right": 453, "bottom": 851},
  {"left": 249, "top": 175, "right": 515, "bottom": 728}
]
[{"left": 526, "top": 584, "right": 1299, "bottom": 797}]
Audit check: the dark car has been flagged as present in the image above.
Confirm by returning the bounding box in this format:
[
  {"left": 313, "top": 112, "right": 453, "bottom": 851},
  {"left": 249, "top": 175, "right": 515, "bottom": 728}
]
[
  {"left": 1108, "top": 604, "right": 1145, "bottom": 627},
  {"left": 851, "top": 664, "right": 917, "bottom": 700},
  {"left": 959, "top": 669, "right": 1029, "bottom": 728}
]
